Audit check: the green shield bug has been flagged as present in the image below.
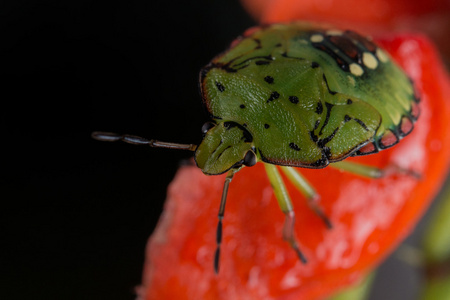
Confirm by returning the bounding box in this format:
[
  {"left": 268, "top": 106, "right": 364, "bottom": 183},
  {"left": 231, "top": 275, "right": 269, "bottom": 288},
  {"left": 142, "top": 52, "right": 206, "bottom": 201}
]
[{"left": 93, "top": 22, "right": 419, "bottom": 273}]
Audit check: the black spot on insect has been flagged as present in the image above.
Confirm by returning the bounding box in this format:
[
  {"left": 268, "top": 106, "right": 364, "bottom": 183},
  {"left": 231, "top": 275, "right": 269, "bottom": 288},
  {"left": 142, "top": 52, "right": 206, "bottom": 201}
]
[
  {"left": 289, "top": 96, "right": 299, "bottom": 104},
  {"left": 309, "top": 120, "right": 320, "bottom": 143},
  {"left": 354, "top": 118, "right": 370, "bottom": 131},
  {"left": 322, "top": 74, "right": 337, "bottom": 95},
  {"left": 322, "top": 146, "right": 332, "bottom": 159},
  {"left": 275, "top": 43, "right": 282, "bottom": 47},
  {"left": 289, "top": 142, "right": 301, "bottom": 151},
  {"left": 215, "top": 81, "right": 225, "bottom": 92},
  {"left": 264, "top": 123, "right": 270, "bottom": 129},
  {"left": 205, "top": 61, "right": 237, "bottom": 74},
  {"left": 317, "top": 127, "right": 339, "bottom": 148},
  {"left": 256, "top": 60, "right": 271, "bottom": 65},
  {"left": 309, "top": 130, "right": 318, "bottom": 143},
  {"left": 281, "top": 52, "right": 306, "bottom": 61},
  {"left": 319, "top": 103, "right": 334, "bottom": 135},
  {"left": 267, "top": 91, "right": 280, "bottom": 102},
  {"left": 347, "top": 99, "right": 353, "bottom": 105},
  {"left": 240, "top": 104, "right": 246, "bottom": 109},
  {"left": 231, "top": 55, "right": 273, "bottom": 70},
  {"left": 311, "top": 152, "right": 328, "bottom": 167},
  {"left": 342, "top": 114, "right": 370, "bottom": 131},
  {"left": 242, "top": 131, "right": 253, "bottom": 143},
  {"left": 253, "top": 38, "right": 262, "bottom": 49},
  {"left": 315, "top": 102, "right": 323, "bottom": 114},
  {"left": 223, "top": 122, "right": 254, "bottom": 143},
  {"left": 313, "top": 119, "right": 321, "bottom": 131},
  {"left": 216, "top": 146, "right": 231, "bottom": 160},
  {"left": 311, "top": 62, "right": 319, "bottom": 68},
  {"left": 264, "top": 76, "right": 274, "bottom": 84}
]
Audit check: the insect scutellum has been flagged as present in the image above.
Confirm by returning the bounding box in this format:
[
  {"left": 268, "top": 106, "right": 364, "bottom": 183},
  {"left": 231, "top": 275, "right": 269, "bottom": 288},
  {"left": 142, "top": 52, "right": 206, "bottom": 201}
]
[{"left": 93, "top": 21, "right": 420, "bottom": 274}]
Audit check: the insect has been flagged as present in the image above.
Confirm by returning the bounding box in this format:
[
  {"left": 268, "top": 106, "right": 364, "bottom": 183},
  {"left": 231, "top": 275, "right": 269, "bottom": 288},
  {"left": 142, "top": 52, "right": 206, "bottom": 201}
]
[{"left": 93, "top": 22, "right": 419, "bottom": 273}]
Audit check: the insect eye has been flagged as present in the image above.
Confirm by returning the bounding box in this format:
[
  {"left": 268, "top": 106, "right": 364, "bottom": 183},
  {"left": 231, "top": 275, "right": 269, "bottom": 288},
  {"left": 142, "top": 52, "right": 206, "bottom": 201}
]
[
  {"left": 243, "top": 150, "right": 257, "bottom": 167},
  {"left": 201, "top": 122, "right": 216, "bottom": 134}
]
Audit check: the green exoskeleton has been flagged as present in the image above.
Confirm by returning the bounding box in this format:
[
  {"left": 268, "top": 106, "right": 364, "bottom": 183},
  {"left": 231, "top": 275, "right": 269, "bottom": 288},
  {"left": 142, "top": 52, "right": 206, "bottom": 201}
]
[{"left": 93, "top": 22, "right": 419, "bottom": 273}]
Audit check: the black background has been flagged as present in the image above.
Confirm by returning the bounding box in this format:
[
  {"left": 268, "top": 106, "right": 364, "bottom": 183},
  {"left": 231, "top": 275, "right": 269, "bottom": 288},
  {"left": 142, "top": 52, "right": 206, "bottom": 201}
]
[
  {"left": 1, "top": 1, "right": 253, "bottom": 299},
  {"left": 1, "top": 1, "right": 444, "bottom": 299}
]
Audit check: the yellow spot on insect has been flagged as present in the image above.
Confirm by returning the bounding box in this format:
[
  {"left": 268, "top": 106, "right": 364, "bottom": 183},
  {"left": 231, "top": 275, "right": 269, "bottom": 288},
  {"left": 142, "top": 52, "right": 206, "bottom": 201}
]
[
  {"left": 310, "top": 34, "right": 324, "bottom": 43},
  {"left": 350, "top": 63, "right": 364, "bottom": 76},
  {"left": 376, "top": 48, "right": 389, "bottom": 63},
  {"left": 326, "top": 30, "right": 343, "bottom": 36},
  {"left": 347, "top": 75, "right": 356, "bottom": 86},
  {"left": 362, "top": 52, "right": 378, "bottom": 69}
]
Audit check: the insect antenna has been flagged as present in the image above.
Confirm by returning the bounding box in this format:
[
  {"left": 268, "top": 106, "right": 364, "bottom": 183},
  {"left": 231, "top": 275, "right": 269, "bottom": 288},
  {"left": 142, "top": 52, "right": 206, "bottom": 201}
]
[
  {"left": 91, "top": 131, "right": 197, "bottom": 151},
  {"left": 214, "top": 169, "right": 237, "bottom": 274}
]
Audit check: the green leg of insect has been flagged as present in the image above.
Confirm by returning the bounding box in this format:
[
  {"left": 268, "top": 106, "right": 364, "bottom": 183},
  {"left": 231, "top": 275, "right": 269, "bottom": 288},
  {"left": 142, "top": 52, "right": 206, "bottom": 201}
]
[
  {"left": 264, "top": 163, "right": 308, "bottom": 264},
  {"left": 330, "top": 160, "right": 421, "bottom": 179},
  {"left": 214, "top": 168, "right": 238, "bottom": 274},
  {"left": 279, "top": 166, "right": 333, "bottom": 229}
]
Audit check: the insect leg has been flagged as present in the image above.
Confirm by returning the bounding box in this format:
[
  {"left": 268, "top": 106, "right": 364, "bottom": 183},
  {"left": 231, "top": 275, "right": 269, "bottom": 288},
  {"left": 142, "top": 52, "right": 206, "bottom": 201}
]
[
  {"left": 331, "top": 161, "right": 421, "bottom": 179},
  {"left": 214, "top": 169, "right": 237, "bottom": 274},
  {"left": 264, "top": 164, "right": 307, "bottom": 263},
  {"left": 91, "top": 131, "right": 197, "bottom": 151},
  {"left": 279, "top": 166, "right": 332, "bottom": 229}
]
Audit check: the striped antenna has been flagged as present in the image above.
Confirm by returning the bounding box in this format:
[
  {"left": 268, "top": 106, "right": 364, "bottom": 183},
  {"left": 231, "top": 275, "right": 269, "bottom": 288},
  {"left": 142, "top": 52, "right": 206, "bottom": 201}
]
[{"left": 91, "top": 131, "right": 197, "bottom": 151}]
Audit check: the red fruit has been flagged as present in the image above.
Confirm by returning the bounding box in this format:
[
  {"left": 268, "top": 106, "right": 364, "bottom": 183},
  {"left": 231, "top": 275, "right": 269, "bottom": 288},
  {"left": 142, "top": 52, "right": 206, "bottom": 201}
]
[{"left": 138, "top": 35, "right": 450, "bottom": 299}]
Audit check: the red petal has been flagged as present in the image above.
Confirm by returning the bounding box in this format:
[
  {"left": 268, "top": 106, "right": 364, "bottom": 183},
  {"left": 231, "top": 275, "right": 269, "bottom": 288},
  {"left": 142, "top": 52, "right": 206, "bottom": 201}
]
[{"left": 139, "top": 34, "right": 450, "bottom": 300}]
